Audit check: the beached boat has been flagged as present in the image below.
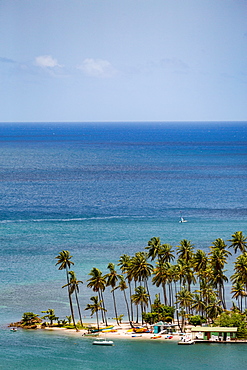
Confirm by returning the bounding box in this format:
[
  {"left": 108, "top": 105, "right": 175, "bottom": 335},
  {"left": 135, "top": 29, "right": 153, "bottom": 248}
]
[
  {"left": 151, "top": 335, "right": 162, "bottom": 339},
  {"left": 91, "top": 325, "right": 114, "bottom": 333},
  {"left": 92, "top": 338, "right": 114, "bottom": 346}
]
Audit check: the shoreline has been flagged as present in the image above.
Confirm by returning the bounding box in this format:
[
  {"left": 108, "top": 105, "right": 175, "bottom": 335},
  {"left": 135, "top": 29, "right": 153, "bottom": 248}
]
[{"left": 40, "top": 322, "right": 184, "bottom": 342}]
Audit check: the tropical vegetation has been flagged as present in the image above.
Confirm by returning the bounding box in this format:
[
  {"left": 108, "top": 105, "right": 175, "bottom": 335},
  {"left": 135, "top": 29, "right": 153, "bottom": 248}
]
[{"left": 16, "top": 231, "right": 247, "bottom": 337}]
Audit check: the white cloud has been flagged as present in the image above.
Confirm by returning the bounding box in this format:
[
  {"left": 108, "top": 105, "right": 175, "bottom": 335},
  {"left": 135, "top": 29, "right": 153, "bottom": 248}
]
[
  {"left": 77, "top": 58, "right": 116, "bottom": 78},
  {"left": 35, "top": 55, "right": 62, "bottom": 68}
]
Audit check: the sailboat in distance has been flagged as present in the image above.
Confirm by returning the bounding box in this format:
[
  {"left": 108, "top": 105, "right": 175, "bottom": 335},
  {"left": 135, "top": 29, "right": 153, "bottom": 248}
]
[{"left": 179, "top": 212, "right": 187, "bottom": 223}]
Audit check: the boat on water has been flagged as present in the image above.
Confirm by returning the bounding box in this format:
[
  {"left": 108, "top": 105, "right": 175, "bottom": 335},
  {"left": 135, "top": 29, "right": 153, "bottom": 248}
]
[
  {"left": 178, "top": 338, "right": 195, "bottom": 345},
  {"left": 10, "top": 328, "right": 17, "bottom": 332},
  {"left": 92, "top": 338, "right": 114, "bottom": 346},
  {"left": 179, "top": 216, "right": 187, "bottom": 223}
]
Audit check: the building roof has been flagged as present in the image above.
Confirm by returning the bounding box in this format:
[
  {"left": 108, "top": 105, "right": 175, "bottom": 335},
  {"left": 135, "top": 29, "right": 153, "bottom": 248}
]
[{"left": 191, "top": 327, "right": 238, "bottom": 333}]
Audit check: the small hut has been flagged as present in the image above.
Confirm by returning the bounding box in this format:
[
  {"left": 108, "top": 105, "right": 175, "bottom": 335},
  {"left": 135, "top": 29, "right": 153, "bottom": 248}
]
[{"left": 191, "top": 327, "right": 238, "bottom": 341}]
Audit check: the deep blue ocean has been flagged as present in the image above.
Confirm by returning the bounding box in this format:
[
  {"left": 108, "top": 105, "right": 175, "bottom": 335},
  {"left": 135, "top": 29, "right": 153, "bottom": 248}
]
[{"left": 1, "top": 122, "right": 247, "bottom": 369}]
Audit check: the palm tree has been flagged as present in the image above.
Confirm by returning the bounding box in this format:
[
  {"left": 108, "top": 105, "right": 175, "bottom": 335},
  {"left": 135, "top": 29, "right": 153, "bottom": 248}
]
[
  {"left": 41, "top": 309, "right": 59, "bottom": 326},
  {"left": 206, "top": 296, "right": 223, "bottom": 323},
  {"left": 191, "top": 294, "right": 205, "bottom": 317},
  {"left": 87, "top": 267, "right": 107, "bottom": 325},
  {"left": 131, "top": 286, "right": 149, "bottom": 324},
  {"left": 175, "top": 287, "right": 193, "bottom": 315},
  {"left": 55, "top": 250, "right": 77, "bottom": 330},
  {"left": 145, "top": 237, "right": 162, "bottom": 262},
  {"left": 62, "top": 271, "right": 83, "bottom": 325},
  {"left": 193, "top": 249, "right": 208, "bottom": 281},
  {"left": 175, "top": 288, "right": 193, "bottom": 331},
  {"left": 104, "top": 263, "right": 121, "bottom": 325},
  {"left": 152, "top": 261, "right": 170, "bottom": 305},
  {"left": 176, "top": 259, "right": 196, "bottom": 292},
  {"left": 176, "top": 239, "right": 194, "bottom": 264},
  {"left": 158, "top": 243, "right": 175, "bottom": 263},
  {"left": 128, "top": 252, "right": 153, "bottom": 307},
  {"left": 85, "top": 296, "right": 106, "bottom": 331},
  {"left": 231, "top": 280, "right": 247, "bottom": 312},
  {"left": 209, "top": 247, "right": 228, "bottom": 309},
  {"left": 118, "top": 254, "right": 134, "bottom": 321},
  {"left": 228, "top": 231, "right": 247, "bottom": 254},
  {"left": 115, "top": 275, "right": 131, "bottom": 323}
]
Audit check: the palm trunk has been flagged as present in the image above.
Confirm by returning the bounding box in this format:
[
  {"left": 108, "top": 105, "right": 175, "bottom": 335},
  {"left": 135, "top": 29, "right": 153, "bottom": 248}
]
[
  {"left": 75, "top": 289, "right": 83, "bottom": 325},
  {"left": 100, "top": 289, "right": 108, "bottom": 326},
  {"left": 98, "top": 291, "right": 105, "bottom": 323},
  {"left": 112, "top": 290, "right": 119, "bottom": 325},
  {"left": 65, "top": 267, "right": 77, "bottom": 330},
  {"left": 96, "top": 310, "right": 99, "bottom": 331},
  {"left": 162, "top": 282, "right": 168, "bottom": 305},
  {"left": 144, "top": 279, "right": 152, "bottom": 308},
  {"left": 128, "top": 281, "right": 134, "bottom": 322},
  {"left": 123, "top": 289, "right": 131, "bottom": 323}
]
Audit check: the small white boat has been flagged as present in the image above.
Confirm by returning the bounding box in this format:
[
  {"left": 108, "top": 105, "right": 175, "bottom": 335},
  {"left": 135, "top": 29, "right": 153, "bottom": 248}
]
[
  {"left": 92, "top": 338, "right": 114, "bottom": 346},
  {"left": 10, "top": 328, "right": 17, "bottom": 332},
  {"left": 178, "top": 338, "right": 195, "bottom": 345},
  {"left": 179, "top": 216, "right": 187, "bottom": 223}
]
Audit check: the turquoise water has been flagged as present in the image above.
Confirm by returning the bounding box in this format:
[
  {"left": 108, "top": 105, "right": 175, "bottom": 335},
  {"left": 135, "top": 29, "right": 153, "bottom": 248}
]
[
  {"left": 0, "top": 122, "right": 247, "bottom": 368},
  {"left": 1, "top": 326, "right": 247, "bottom": 369},
  {"left": 0, "top": 330, "right": 247, "bottom": 370}
]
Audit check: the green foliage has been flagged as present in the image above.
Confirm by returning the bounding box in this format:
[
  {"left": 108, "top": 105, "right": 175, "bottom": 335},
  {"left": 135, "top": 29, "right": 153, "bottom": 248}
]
[
  {"left": 142, "top": 295, "right": 175, "bottom": 324},
  {"left": 188, "top": 315, "right": 207, "bottom": 326},
  {"left": 41, "top": 309, "right": 59, "bottom": 326},
  {"left": 142, "top": 312, "right": 159, "bottom": 325},
  {"left": 114, "top": 314, "right": 124, "bottom": 323},
  {"left": 214, "top": 311, "right": 244, "bottom": 327},
  {"left": 236, "top": 323, "right": 247, "bottom": 339},
  {"left": 21, "top": 312, "right": 40, "bottom": 326},
  {"left": 214, "top": 311, "right": 247, "bottom": 338}
]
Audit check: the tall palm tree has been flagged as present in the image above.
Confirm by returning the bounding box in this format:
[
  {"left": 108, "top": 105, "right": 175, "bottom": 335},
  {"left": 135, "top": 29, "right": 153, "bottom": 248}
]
[
  {"left": 191, "top": 294, "right": 205, "bottom": 317},
  {"left": 87, "top": 267, "right": 107, "bottom": 325},
  {"left": 175, "top": 287, "right": 193, "bottom": 315},
  {"left": 152, "top": 261, "right": 170, "bottom": 305},
  {"left": 206, "top": 296, "right": 223, "bottom": 323},
  {"left": 131, "top": 286, "right": 149, "bottom": 324},
  {"left": 193, "top": 249, "right": 208, "bottom": 282},
  {"left": 175, "top": 288, "right": 193, "bottom": 331},
  {"left": 176, "top": 258, "right": 196, "bottom": 292},
  {"left": 128, "top": 252, "right": 153, "bottom": 307},
  {"left": 228, "top": 231, "right": 247, "bottom": 254},
  {"left": 176, "top": 239, "right": 194, "bottom": 264},
  {"left": 231, "top": 281, "right": 246, "bottom": 312},
  {"left": 62, "top": 271, "right": 83, "bottom": 325},
  {"left": 85, "top": 296, "right": 106, "bottom": 331},
  {"left": 104, "top": 263, "right": 121, "bottom": 325},
  {"left": 145, "top": 237, "right": 162, "bottom": 262},
  {"left": 55, "top": 250, "right": 77, "bottom": 330},
  {"left": 209, "top": 247, "right": 228, "bottom": 309},
  {"left": 118, "top": 254, "right": 134, "bottom": 321},
  {"left": 158, "top": 243, "right": 175, "bottom": 263},
  {"left": 115, "top": 275, "right": 131, "bottom": 323}
]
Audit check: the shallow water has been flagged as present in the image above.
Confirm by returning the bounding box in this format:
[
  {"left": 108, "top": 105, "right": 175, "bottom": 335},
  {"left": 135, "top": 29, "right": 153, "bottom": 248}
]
[{"left": 1, "top": 326, "right": 247, "bottom": 370}]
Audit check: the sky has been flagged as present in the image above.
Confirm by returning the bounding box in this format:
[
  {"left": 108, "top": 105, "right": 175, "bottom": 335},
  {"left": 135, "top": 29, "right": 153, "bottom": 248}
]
[{"left": 0, "top": 0, "right": 246, "bottom": 122}]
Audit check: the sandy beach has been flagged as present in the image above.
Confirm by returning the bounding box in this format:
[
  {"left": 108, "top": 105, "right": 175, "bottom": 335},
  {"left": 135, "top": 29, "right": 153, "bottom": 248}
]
[{"left": 43, "top": 323, "right": 182, "bottom": 342}]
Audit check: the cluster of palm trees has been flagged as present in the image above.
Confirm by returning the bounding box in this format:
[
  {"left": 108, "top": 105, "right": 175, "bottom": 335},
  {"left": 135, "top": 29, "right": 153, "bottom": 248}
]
[{"left": 55, "top": 231, "right": 247, "bottom": 330}]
